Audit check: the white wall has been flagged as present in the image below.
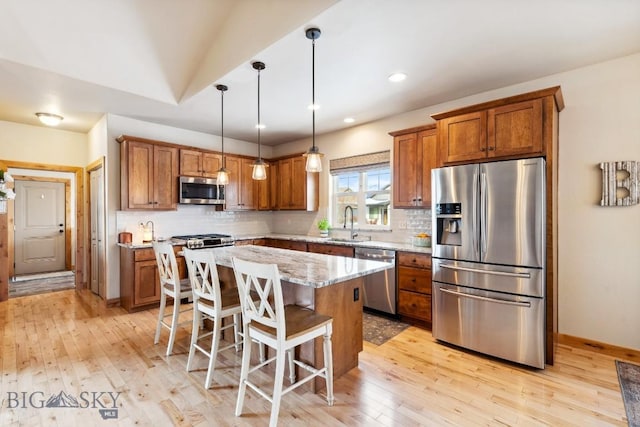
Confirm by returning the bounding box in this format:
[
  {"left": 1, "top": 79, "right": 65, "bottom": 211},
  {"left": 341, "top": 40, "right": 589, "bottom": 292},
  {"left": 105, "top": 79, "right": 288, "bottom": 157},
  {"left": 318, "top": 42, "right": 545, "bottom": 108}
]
[
  {"left": 274, "top": 53, "right": 640, "bottom": 351},
  {"left": 0, "top": 120, "right": 87, "bottom": 166}
]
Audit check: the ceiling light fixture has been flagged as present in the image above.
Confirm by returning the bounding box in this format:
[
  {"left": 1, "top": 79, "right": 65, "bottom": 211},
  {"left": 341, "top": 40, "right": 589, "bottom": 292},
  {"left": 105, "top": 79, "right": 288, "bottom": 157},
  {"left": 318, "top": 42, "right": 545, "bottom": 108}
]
[
  {"left": 388, "top": 72, "right": 407, "bottom": 82},
  {"left": 215, "top": 84, "right": 229, "bottom": 186},
  {"left": 35, "top": 112, "right": 63, "bottom": 126},
  {"left": 251, "top": 61, "right": 268, "bottom": 181},
  {"left": 343, "top": 117, "right": 355, "bottom": 124},
  {"left": 303, "top": 27, "right": 324, "bottom": 173}
]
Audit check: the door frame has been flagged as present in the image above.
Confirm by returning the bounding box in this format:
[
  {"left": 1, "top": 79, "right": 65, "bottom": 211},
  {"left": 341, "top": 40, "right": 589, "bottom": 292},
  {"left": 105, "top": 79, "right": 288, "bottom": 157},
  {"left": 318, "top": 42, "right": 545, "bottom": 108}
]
[
  {"left": 86, "top": 157, "right": 106, "bottom": 298},
  {"left": 0, "top": 160, "right": 84, "bottom": 302},
  {"left": 13, "top": 176, "right": 72, "bottom": 273}
]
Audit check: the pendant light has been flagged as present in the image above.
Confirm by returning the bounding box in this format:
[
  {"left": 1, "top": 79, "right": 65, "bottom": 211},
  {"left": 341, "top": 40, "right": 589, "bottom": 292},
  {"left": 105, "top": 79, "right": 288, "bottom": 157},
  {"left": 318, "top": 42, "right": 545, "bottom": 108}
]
[
  {"left": 215, "top": 84, "right": 230, "bottom": 185},
  {"left": 303, "top": 27, "right": 324, "bottom": 173},
  {"left": 252, "top": 61, "right": 268, "bottom": 181}
]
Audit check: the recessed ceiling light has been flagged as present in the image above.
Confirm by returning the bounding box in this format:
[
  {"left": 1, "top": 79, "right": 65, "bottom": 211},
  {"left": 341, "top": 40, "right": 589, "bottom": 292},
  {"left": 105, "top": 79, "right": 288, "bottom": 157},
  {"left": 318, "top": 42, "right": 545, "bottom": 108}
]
[
  {"left": 255, "top": 123, "right": 266, "bottom": 129},
  {"left": 388, "top": 72, "right": 407, "bottom": 82},
  {"left": 307, "top": 104, "right": 320, "bottom": 111},
  {"left": 343, "top": 117, "right": 355, "bottom": 123},
  {"left": 35, "top": 112, "right": 63, "bottom": 126}
]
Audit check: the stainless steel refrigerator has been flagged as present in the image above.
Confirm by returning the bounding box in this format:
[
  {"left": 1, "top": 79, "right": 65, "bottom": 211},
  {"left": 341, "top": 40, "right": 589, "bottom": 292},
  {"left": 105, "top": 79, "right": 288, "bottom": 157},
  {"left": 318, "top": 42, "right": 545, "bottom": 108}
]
[{"left": 431, "top": 158, "right": 546, "bottom": 369}]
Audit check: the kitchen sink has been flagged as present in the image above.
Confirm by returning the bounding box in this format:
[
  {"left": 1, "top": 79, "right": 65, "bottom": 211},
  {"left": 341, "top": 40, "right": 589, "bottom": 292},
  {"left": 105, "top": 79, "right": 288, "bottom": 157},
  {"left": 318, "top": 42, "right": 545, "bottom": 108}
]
[{"left": 328, "top": 237, "right": 371, "bottom": 243}]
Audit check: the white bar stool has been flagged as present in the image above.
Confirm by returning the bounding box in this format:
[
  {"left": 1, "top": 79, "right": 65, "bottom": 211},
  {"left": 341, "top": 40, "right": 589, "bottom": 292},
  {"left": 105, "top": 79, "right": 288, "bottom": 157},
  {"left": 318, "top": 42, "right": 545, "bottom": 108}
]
[
  {"left": 152, "top": 241, "right": 193, "bottom": 356},
  {"left": 183, "top": 248, "right": 244, "bottom": 389},
  {"left": 232, "top": 257, "right": 334, "bottom": 427}
]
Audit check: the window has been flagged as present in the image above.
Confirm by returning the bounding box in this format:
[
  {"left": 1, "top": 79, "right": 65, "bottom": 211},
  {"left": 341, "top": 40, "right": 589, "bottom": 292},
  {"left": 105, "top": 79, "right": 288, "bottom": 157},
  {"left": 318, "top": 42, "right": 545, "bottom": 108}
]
[{"left": 332, "top": 167, "right": 390, "bottom": 229}]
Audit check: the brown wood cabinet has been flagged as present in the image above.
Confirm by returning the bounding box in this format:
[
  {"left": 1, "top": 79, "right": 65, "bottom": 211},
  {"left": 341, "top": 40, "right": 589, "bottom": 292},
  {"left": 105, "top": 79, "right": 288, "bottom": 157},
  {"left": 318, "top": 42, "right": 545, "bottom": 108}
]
[
  {"left": 397, "top": 251, "right": 432, "bottom": 324},
  {"left": 431, "top": 86, "right": 565, "bottom": 365},
  {"left": 119, "top": 136, "right": 179, "bottom": 210},
  {"left": 262, "top": 238, "right": 307, "bottom": 252},
  {"left": 277, "top": 156, "right": 318, "bottom": 211},
  {"left": 307, "top": 242, "right": 355, "bottom": 257},
  {"left": 390, "top": 124, "right": 437, "bottom": 208},
  {"left": 257, "top": 161, "right": 277, "bottom": 210},
  {"left": 119, "top": 246, "right": 186, "bottom": 312},
  {"left": 179, "top": 148, "right": 221, "bottom": 178},
  {"left": 225, "top": 156, "right": 257, "bottom": 210},
  {"left": 435, "top": 96, "right": 545, "bottom": 165}
]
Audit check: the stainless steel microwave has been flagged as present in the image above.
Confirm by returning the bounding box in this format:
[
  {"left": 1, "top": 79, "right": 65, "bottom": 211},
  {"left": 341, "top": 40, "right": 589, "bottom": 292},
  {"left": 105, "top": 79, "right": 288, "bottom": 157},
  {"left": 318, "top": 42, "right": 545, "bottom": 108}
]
[{"left": 179, "top": 176, "right": 225, "bottom": 205}]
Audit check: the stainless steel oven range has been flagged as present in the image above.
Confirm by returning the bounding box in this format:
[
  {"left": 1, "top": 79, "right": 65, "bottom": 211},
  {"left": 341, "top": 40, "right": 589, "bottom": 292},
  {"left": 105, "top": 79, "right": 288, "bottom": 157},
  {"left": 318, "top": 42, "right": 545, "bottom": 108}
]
[{"left": 171, "top": 233, "right": 234, "bottom": 249}]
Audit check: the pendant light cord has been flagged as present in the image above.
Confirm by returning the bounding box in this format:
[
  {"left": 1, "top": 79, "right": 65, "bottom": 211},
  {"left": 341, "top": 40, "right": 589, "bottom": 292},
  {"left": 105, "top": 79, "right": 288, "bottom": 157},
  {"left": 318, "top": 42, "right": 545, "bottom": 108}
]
[
  {"left": 257, "top": 67, "right": 262, "bottom": 160},
  {"left": 220, "top": 87, "right": 225, "bottom": 168},
  {"left": 312, "top": 37, "right": 316, "bottom": 151}
]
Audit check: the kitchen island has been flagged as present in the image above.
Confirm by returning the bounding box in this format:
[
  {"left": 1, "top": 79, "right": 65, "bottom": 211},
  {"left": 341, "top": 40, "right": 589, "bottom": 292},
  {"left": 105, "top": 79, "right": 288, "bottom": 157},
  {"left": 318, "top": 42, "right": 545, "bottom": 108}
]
[{"left": 202, "top": 244, "right": 392, "bottom": 391}]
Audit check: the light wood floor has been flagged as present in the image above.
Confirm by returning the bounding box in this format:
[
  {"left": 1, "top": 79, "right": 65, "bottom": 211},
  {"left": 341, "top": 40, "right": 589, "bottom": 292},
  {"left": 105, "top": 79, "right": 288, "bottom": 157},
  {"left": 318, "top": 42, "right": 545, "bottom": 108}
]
[{"left": 0, "top": 290, "right": 629, "bottom": 426}]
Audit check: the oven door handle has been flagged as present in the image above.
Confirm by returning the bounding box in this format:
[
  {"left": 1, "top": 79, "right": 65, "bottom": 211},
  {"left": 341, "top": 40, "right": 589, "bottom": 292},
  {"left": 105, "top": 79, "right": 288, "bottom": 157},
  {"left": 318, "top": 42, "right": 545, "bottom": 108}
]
[
  {"left": 438, "top": 287, "right": 531, "bottom": 308},
  {"left": 439, "top": 263, "right": 531, "bottom": 279}
]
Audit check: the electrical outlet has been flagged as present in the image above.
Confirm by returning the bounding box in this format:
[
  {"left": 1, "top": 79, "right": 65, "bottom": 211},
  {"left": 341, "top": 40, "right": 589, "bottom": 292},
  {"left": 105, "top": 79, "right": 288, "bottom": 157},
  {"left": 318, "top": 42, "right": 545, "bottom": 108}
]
[
  {"left": 399, "top": 221, "right": 407, "bottom": 229},
  {"left": 353, "top": 287, "right": 359, "bottom": 301}
]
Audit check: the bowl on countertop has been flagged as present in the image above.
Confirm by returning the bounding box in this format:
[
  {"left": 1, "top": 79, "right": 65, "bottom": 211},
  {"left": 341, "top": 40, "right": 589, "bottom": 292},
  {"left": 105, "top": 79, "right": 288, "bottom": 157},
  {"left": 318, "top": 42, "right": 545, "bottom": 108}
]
[{"left": 412, "top": 236, "right": 431, "bottom": 248}]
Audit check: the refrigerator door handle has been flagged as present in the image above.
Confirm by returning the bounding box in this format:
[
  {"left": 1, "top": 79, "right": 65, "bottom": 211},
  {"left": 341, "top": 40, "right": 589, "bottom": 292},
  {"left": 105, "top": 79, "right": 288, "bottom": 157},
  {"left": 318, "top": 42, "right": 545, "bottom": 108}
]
[
  {"left": 440, "top": 263, "right": 532, "bottom": 278},
  {"left": 480, "top": 172, "right": 488, "bottom": 258},
  {"left": 438, "top": 287, "right": 532, "bottom": 308},
  {"left": 472, "top": 171, "right": 479, "bottom": 259}
]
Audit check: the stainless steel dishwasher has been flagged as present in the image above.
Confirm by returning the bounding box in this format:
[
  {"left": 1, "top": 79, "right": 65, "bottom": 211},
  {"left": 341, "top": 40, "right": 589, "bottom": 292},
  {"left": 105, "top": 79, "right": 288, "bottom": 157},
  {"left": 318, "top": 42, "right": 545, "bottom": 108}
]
[{"left": 355, "top": 247, "right": 396, "bottom": 315}]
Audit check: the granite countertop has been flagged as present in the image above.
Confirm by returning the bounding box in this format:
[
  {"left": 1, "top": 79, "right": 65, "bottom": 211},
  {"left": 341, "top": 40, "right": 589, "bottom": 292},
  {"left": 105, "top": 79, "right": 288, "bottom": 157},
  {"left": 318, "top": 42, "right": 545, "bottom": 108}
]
[
  {"left": 199, "top": 245, "right": 391, "bottom": 288},
  {"left": 117, "top": 233, "right": 432, "bottom": 255}
]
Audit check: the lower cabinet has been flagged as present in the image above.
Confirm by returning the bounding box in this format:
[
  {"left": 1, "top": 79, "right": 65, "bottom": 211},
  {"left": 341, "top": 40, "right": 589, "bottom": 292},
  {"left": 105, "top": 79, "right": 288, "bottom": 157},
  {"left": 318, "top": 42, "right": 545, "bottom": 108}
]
[
  {"left": 397, "top": 251, "right": 432, "bottom": 324},
  {"left": 261, "top": 238, "right": 308, "bottom": 252},
  {"left": 307, "top": 242, "right": 355, "bottom": 257},
  {"left": 120, "top": 246, "right": 186, "bottom": 312}
]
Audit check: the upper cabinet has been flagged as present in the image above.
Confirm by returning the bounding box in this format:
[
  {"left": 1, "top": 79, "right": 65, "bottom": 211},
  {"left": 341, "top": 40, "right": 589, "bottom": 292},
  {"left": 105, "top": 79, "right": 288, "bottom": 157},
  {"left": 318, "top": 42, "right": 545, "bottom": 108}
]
[
  {"left": 432, "top": 87, "right": 562, "bottom": 165},
  {"left": 224, "top": 155, "right": 257, "bottom": 211},
  {"left": 277, "top": 156, "right": 318, "bottom": 211},
  {"left": 179, "top": 148, "right": 221, "bottom": 178},
  {"left": 390, "top": 124, "right": 437, "bottom": 208},
  {"left": 118, "top": 135, "right": 178, "bottom": 210},
  {"left": 257, "top": 161, "right": 278, "bottom": 211}
]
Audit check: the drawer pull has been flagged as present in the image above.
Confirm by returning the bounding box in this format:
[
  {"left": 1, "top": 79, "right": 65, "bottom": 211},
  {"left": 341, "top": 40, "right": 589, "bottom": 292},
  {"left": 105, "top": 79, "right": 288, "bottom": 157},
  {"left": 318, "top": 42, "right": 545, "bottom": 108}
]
[
  {"left": 440, "top": 264, "right": 530, "bottom": 279},
  {"left": 439, "top": 287, "right": 531, "bottom": 308}
]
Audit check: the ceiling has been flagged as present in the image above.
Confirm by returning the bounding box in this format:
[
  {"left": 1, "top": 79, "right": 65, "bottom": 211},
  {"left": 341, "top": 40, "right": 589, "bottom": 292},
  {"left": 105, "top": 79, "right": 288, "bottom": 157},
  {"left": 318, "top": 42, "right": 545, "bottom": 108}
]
[{"left": 1, "top": 0, "right": 639, "bottom": 146}]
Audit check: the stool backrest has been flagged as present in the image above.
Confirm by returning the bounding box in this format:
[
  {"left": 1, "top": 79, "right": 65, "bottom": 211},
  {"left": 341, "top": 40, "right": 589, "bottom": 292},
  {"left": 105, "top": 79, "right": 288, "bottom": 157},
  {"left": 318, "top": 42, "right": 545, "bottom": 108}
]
[
  {"left": 152, "top": 241, "right": 180, "bottom": 287},
  {"left": 183, "top": 248, "right": 221, "bottom": 305},
  {"left": 232, "top": 257, "right": 285, "bottom": 337}
]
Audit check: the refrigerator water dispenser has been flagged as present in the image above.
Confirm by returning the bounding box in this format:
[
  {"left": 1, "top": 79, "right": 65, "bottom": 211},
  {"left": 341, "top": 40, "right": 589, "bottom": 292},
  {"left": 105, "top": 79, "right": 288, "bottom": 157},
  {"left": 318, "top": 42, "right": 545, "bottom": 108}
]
[{"left": 435, "top": 203, "right": 462, "bottom": 246}]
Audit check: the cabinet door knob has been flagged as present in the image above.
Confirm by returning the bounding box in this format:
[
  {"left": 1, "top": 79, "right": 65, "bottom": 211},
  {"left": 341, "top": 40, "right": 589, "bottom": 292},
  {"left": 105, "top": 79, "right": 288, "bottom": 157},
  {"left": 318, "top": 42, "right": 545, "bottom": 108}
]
[
  {"left": 480, "top": 147, "right": 486, "bottom": 152},
  {"left": 488, "top": 146, "right": 495, "bottom": 151}
]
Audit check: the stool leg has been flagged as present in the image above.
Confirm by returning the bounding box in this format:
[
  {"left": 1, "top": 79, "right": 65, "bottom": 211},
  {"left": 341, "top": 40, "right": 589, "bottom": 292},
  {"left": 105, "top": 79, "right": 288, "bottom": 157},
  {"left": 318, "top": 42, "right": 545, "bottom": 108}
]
[
  {"left": 186, "top": 305, "right": 200, "bottom": 372},
  {"left": 287, "top": 349, "right": 295, "bottom": 384},
  {"left": 166, "top": 294, "right": 180, "bottom": 356},
  {"left": 205, "top": 314, "right": 221, "bottom": 389},
  {"left": 269, "top": 348, "right": 287, "bottom": 427},
  {"left": 235, "top": 330, "right": 252, "bottom": 417},
  {"left": 154, "top": 287, "right": 166, "bottom": 345},
  {"left": 233, "top": 313, "right": 241, "bottom": 352},
  {"left": 323, "top": 329, "right": 334, "bottom": 406}
]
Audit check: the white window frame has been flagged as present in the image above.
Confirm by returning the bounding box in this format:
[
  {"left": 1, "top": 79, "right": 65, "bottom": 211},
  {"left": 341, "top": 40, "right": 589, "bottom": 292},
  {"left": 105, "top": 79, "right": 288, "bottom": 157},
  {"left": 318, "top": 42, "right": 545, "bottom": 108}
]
[{"left": 330, "top": 166, "right": 391, "bottom": 231}]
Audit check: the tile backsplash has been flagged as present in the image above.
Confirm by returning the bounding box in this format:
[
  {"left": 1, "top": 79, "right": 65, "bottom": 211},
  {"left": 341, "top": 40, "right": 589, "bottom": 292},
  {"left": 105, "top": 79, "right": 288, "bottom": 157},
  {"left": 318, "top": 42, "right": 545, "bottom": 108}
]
[{"left": 116, "top": 205, "right": 432, "bottom": 245}]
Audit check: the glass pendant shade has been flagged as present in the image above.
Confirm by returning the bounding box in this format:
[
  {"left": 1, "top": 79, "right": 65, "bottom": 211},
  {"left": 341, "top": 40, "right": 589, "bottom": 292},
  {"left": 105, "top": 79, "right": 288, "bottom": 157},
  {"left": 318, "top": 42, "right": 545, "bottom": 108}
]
[
  {"left": 304, "top": 147, "right": 324, "bottom": 172},
  {"left": 216, "top": 168, "right": 229, "bottom": 185},
  {"left": 251, "top": 159, "right": 268, "bottom": 180}
]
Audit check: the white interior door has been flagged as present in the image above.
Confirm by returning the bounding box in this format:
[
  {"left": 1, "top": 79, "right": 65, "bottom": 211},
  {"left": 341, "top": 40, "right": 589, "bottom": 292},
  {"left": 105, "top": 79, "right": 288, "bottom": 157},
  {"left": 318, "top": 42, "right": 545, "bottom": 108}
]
[
  {"left": 90, "top": 168, "right": 106, "bottom": 296},
  {"left": 14, "top": 180, "right": 66, "bottom": 275}
]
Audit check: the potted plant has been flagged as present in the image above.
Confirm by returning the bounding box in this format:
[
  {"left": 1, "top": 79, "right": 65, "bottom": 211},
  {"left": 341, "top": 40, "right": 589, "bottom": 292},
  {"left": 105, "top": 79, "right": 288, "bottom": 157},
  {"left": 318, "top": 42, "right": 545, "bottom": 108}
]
[{"left": 317, "top": 218, "right": 330, "bottom": 237}]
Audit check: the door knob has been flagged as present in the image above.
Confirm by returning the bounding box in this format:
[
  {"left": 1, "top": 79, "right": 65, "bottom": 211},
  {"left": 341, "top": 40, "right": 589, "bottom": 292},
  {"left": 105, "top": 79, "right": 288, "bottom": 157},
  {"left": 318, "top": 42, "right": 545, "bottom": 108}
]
[
  {"left": 59, "top": 223, "right": 64, "bottom": 227},
  {"left": 59, "top": 230, "right": 64, "bottom": 233}
]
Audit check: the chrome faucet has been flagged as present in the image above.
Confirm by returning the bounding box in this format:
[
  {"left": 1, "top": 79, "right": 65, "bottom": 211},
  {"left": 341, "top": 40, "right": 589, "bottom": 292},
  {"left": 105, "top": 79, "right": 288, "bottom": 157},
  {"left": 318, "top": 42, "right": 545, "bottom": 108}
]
[{"left": 343, "top": 205, "right": 358, "bottom": 240}]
